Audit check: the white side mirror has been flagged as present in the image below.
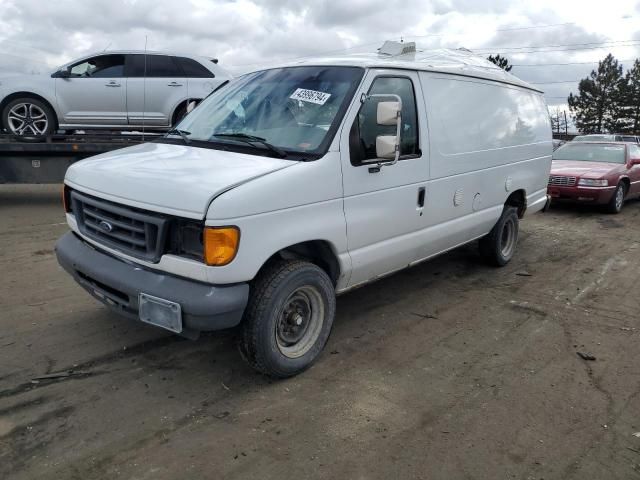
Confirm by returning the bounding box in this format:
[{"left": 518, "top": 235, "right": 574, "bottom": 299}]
[
  {"left": 360, "top": 93, "right": 403, "bottom": 168},
  {"left": 376, "top": 135, "right": 398, "bottom": 159},
  {"left": 377, "top": 101, "right": 401, "bottom": 126}
]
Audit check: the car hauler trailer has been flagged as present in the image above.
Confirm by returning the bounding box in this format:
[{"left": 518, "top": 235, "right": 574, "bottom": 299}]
[{"left": 0, "top": 132, "right": 157, "bottom": 183}]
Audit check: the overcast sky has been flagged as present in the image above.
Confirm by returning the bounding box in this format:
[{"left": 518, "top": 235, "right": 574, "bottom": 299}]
[{"left": 1, "top": 0, "right": 639, "bottom": 117}]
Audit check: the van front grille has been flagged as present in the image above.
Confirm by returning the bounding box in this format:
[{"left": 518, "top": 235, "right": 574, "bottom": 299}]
[
  {"left": 548, "top": 175, "right": 577, "bottom": 186},
  {"left": 70, "top": 191, "right": 169, "bottom": 263}
]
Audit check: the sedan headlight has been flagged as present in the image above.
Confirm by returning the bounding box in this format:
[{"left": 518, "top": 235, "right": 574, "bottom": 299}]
[{"left": 578, "top": 178, "right": 608, "bottom": 187}]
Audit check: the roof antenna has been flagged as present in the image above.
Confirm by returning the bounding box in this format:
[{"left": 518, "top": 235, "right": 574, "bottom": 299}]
[
  {"left": 142, "top": 35, "right": 147, "bottom": 142},
  {"left": 103, "top": 41, "right": 112, "bottom": 52}
]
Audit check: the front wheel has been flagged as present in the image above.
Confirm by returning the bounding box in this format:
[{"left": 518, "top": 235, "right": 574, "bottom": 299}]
[
  {"left": 2, "top": 97, "right": 56, "bottom": 136},
  {"left": 606, "top": 182, "right": 626, "bottom": 214},
  {"left": 238, "top": 260, "right": 336, "bottom": 378},
  {"left": 479, "top": 206, "right": 519, "bottom": 266}
]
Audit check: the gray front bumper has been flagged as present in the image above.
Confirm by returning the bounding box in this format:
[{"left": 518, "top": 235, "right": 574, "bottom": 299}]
[{"left": 55, "top": 232, "right": 249, "bottom": 337}]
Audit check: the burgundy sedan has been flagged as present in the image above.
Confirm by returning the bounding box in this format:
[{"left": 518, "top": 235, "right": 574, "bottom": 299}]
[{"left": 548, "top": 142, "right": 640, "bottom": 213}]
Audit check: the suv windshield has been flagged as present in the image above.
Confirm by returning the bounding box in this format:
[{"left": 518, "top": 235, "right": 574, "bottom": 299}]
[
  {"left": 174, "top": 66, "right": 364, "bottom": 158},
  {"left": 553, "top": 143, "right": 626, "bottom": 164}
]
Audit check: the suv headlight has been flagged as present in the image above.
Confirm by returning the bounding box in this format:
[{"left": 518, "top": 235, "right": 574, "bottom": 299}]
[{"left": 578, "top": 178, "right": 608, "bottom": 187}]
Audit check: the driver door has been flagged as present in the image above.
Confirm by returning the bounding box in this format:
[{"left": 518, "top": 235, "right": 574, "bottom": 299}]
[
  {"left": 55, "top": 54, "right": 127, "bottom": 126},
  {"left": 339, "top": 70, "right": 429, "bottom": 288}
]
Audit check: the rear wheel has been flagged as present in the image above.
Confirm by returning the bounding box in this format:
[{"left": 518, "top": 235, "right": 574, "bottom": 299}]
[
  {"left": 2, "top": 97, "right": 56, "bottom": 136},
  {"left": 238, "top": 260, "right": 336, "bottom": 378},
  {"left": 479, "top": 206, "right": 519, "bottom": 266},
  {"left": 607, "top": 182, "right": 626, "bottom": 214}
]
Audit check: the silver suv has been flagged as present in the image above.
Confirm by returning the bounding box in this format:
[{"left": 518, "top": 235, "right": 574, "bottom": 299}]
[{"left": 0, "top": 51, "right": 232, "bottom": 136}]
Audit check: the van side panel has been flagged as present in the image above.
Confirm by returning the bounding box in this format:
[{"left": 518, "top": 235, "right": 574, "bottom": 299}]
[
  {"left": 410, "top": 72, "right": 551, "bottom": 262},
  {"left": 421, "top": 73, "right": 552, "bottom": 180}
]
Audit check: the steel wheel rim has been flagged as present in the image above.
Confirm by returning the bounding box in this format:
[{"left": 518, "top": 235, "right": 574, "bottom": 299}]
[
  {"left": 7, "top": 103, "right": 48, "bottom": 135},
  {"left": 275, "top": 285, "right": 325, "bottom": 359},
  {"left": 500, "top": 217, "right": 516, "bottom": 258},
  {"left": 615, "top": 186, "right": 624, "bottom": 210}
]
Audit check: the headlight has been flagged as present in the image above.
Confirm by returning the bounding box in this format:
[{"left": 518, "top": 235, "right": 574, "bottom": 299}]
[{"left": 578, "top": 178, "right": 608, "bottom": 187}]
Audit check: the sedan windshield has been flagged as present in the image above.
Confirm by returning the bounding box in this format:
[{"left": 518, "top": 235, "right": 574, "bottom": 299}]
[
  {"left": 553, "top": 143, "right": 626, "bottom": 164},
  {"left": 175, "top": 66, "right": 364, "bottom": 158},
  {"left": 573, "top": 135, "right": 616, "bottom": 142}
]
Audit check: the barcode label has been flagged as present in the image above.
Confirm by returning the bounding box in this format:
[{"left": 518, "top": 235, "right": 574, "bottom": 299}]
[{"left": 290, "top": 88, "right": 332, "bottom": 105}]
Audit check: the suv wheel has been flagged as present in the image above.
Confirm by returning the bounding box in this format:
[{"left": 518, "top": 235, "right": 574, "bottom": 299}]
[
  {"left": 2, "top": 97, "right": 56, "bottom": 136},
  {"left": 479, "top": 206, "right": 519, "bottom": 266},
  {"left": 238, "top": 260, "right": 336, "bottom": 378}
]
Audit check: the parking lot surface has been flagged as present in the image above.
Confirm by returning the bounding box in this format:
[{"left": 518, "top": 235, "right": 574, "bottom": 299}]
[{"left": 2, "top": 185, "right": 640, "bottom": 479}]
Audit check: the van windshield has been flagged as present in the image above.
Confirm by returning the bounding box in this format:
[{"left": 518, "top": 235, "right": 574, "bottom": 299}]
[{"left": 175, "top": 66, "right": 364, "bottom": 158}]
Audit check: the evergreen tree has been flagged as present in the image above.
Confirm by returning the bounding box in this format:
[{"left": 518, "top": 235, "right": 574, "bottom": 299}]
[
  {"left": 618, "top": 59, "right": 640, "bottom": 134},
  {"left": 487, "top": 54, "right": 513, "bottom": 72},
  {"left": 568, "top": 54, "right": 624, "bottom": 133}
]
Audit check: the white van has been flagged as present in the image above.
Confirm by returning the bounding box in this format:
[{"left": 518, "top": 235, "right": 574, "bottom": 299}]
[{"left": 56, "top": 43, "right": 552, "bottom": 377}]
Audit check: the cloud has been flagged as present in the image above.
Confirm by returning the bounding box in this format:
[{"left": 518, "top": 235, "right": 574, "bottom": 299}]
[{"left": 0, "top": 0, "right": 638, "bottom": 111}]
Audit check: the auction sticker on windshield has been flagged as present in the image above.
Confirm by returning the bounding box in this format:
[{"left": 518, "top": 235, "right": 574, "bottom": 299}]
[{"left": 290, "top": 88, "right": 332, "bottom": 105}]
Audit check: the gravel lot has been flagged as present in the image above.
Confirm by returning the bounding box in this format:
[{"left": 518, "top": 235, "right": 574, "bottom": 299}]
[{"left": 2, "top": 184, "right": 640, "bottom": 480}]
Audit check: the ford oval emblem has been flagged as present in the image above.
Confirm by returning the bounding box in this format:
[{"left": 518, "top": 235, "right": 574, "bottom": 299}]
[{"left": 98, "top": 220, "right": 114, "bottom": 233}]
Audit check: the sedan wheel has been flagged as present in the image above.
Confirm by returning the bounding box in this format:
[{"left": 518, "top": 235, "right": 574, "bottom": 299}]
[{"left": 607, "top": 183, "right": 626, "bottom": 214}]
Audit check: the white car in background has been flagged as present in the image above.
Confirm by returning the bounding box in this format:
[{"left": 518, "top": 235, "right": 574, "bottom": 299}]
[{"left": 0, "top": 51, "right": 232, "bottom": 136}]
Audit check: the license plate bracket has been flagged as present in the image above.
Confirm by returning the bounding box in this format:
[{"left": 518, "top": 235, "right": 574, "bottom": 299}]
[{"left": 138, "top": 293, "right": 183, "bottom": 333}]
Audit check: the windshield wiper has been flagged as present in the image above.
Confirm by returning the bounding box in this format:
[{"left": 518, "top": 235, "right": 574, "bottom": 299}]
[
  {"left": 211, "top": 133, "right": 287, "bottom": 158},
  {"left": 166, "top": 128, "right": 192, "bottom": 144}
]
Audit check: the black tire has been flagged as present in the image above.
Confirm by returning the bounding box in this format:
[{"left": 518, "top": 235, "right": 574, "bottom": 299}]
[
  {"left": 606, "top": 182, "right": 626, "bottom": 214},
  {"left": 238, "top": 259, "right": 336, "bottom": 378},
  {"left": 1, "top": 96, "right": 56, "bottom": 136},
  {"left": 479, "top": 206, "right": 519, "bottom": 266}
]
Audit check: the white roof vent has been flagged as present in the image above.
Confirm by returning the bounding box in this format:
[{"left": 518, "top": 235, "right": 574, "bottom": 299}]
[{"left": 378, "top": 40, "right": 417, "bottom": 56}]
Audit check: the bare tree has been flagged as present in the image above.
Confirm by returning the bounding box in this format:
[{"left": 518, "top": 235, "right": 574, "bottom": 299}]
[{"left": 549, "top": 106, "right": 569, "bottom": 134}]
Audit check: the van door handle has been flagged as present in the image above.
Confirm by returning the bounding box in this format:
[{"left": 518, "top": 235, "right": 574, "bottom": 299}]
[
  {"left": 167, "top": 82, "right": 183, "bottom": 87},
  {"left": 417, "top": 187, "right": 426, "bottom": 208},
  {"left": 105, "top": 81, "right": 121, "bottom": 87}
]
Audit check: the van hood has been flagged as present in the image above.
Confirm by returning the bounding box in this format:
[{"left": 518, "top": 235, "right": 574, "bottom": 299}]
[{"left": 65, "top": 142, "right": 296, "bottom": 219}]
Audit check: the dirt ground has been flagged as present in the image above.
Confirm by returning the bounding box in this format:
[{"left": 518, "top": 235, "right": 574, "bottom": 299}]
[{"left": 2, "top": 184, "right": 640, "bottom": 480}]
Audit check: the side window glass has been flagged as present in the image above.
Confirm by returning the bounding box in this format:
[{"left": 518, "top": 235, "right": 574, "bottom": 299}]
[
  {"left": 146, "top": 55, "right": 183, "bottom": 77},
  {"left": 175, "top": 57, "right": 214, "bottom": 78},
  {"left": 631, "top": 145, "right": 640, "bottom": 158},
  {"left": 350, "top": 76, "right": 419, "bottom": 166},
  {"left": 69, "top": 55, "right": 125, "bottom": 78}
]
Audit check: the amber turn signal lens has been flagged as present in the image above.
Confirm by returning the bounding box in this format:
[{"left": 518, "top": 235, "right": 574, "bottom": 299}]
[{"left": 204, "top": 227, "right": 240, "bottom": 266}]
